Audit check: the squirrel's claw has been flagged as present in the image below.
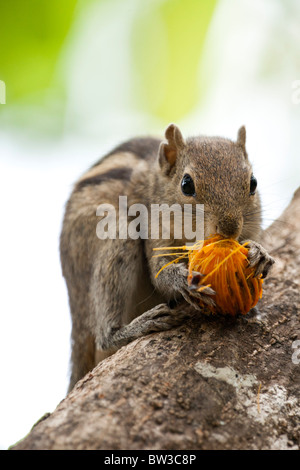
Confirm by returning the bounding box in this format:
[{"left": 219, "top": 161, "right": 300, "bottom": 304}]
[{"left": 246, "top": 240, "right": 275, "bottom": 279}]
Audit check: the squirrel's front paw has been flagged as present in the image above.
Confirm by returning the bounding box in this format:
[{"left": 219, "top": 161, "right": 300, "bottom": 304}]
[
  {"left": 246, "top": 240, "right": 275, "bottom": 279},
  {"left": 176, "top": 264, "right": 216, "bottom": 310}
]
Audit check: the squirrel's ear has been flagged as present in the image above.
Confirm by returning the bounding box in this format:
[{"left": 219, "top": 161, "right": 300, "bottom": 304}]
[
  {"left": 237, "top": 126, "right": 246, "bottom": 151},
  {"left": 159, "top": 123, "right": 185, "bottom": 174}
]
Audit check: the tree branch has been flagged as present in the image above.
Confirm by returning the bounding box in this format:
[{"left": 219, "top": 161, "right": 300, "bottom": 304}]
[{"left": 12, "top": 188, "right": 300, "bottom": 450}]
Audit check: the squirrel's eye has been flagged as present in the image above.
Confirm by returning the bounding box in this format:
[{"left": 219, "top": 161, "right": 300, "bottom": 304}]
[
  {"left": 250, "top": 175, "right": 257, "bottom": 195},
  {"left": 181, "top": 174, "right": 196, "bottom": 196}
]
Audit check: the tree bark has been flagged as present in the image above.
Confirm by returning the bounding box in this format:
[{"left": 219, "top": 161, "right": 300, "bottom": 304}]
[{"left": 12, "top": 188, "right": 300, "bottom": 450}]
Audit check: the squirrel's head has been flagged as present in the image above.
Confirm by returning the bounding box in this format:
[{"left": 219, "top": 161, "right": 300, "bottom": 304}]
[{"left": 158, "top": 123, "right": 261, "bottom": 242}]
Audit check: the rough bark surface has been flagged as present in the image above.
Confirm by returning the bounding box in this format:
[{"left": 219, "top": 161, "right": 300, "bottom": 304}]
[{"left": 12, "top": 188, "right": 300, "bottom": 450}]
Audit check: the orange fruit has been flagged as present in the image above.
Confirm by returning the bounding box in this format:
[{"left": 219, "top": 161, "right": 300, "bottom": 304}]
[{"left": 188, "top": 235, "right": 263, "bottom": 316}]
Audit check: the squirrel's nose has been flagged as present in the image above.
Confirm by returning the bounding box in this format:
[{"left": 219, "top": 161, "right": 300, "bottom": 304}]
[{"left": 216, "top": 215, "right": 242, "bottom": 240}]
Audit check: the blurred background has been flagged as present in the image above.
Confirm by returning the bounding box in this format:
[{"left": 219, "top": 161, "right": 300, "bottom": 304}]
[{"left": 0, "top": 0, "right": 299, "bottom": 449}]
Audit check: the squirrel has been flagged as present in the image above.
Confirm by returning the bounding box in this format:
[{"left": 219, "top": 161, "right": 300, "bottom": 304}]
[{"left": 60, "top": 124, "right": 275, "bottom": 391}]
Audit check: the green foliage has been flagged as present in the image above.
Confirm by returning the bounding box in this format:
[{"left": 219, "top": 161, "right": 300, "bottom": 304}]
[
  {"left": 0, "top": 0, "right": 78, "bottom": 103},
  {"left": 0, "top": 0, "right": 217, "bottom": 133},
  {"left": 131, "top": 0, "right": 217, "bottom": 121}
]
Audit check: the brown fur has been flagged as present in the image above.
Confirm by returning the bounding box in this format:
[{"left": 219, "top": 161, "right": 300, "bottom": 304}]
[{"left": 60, "top": 124, "right": 274, "bottom": 391}]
